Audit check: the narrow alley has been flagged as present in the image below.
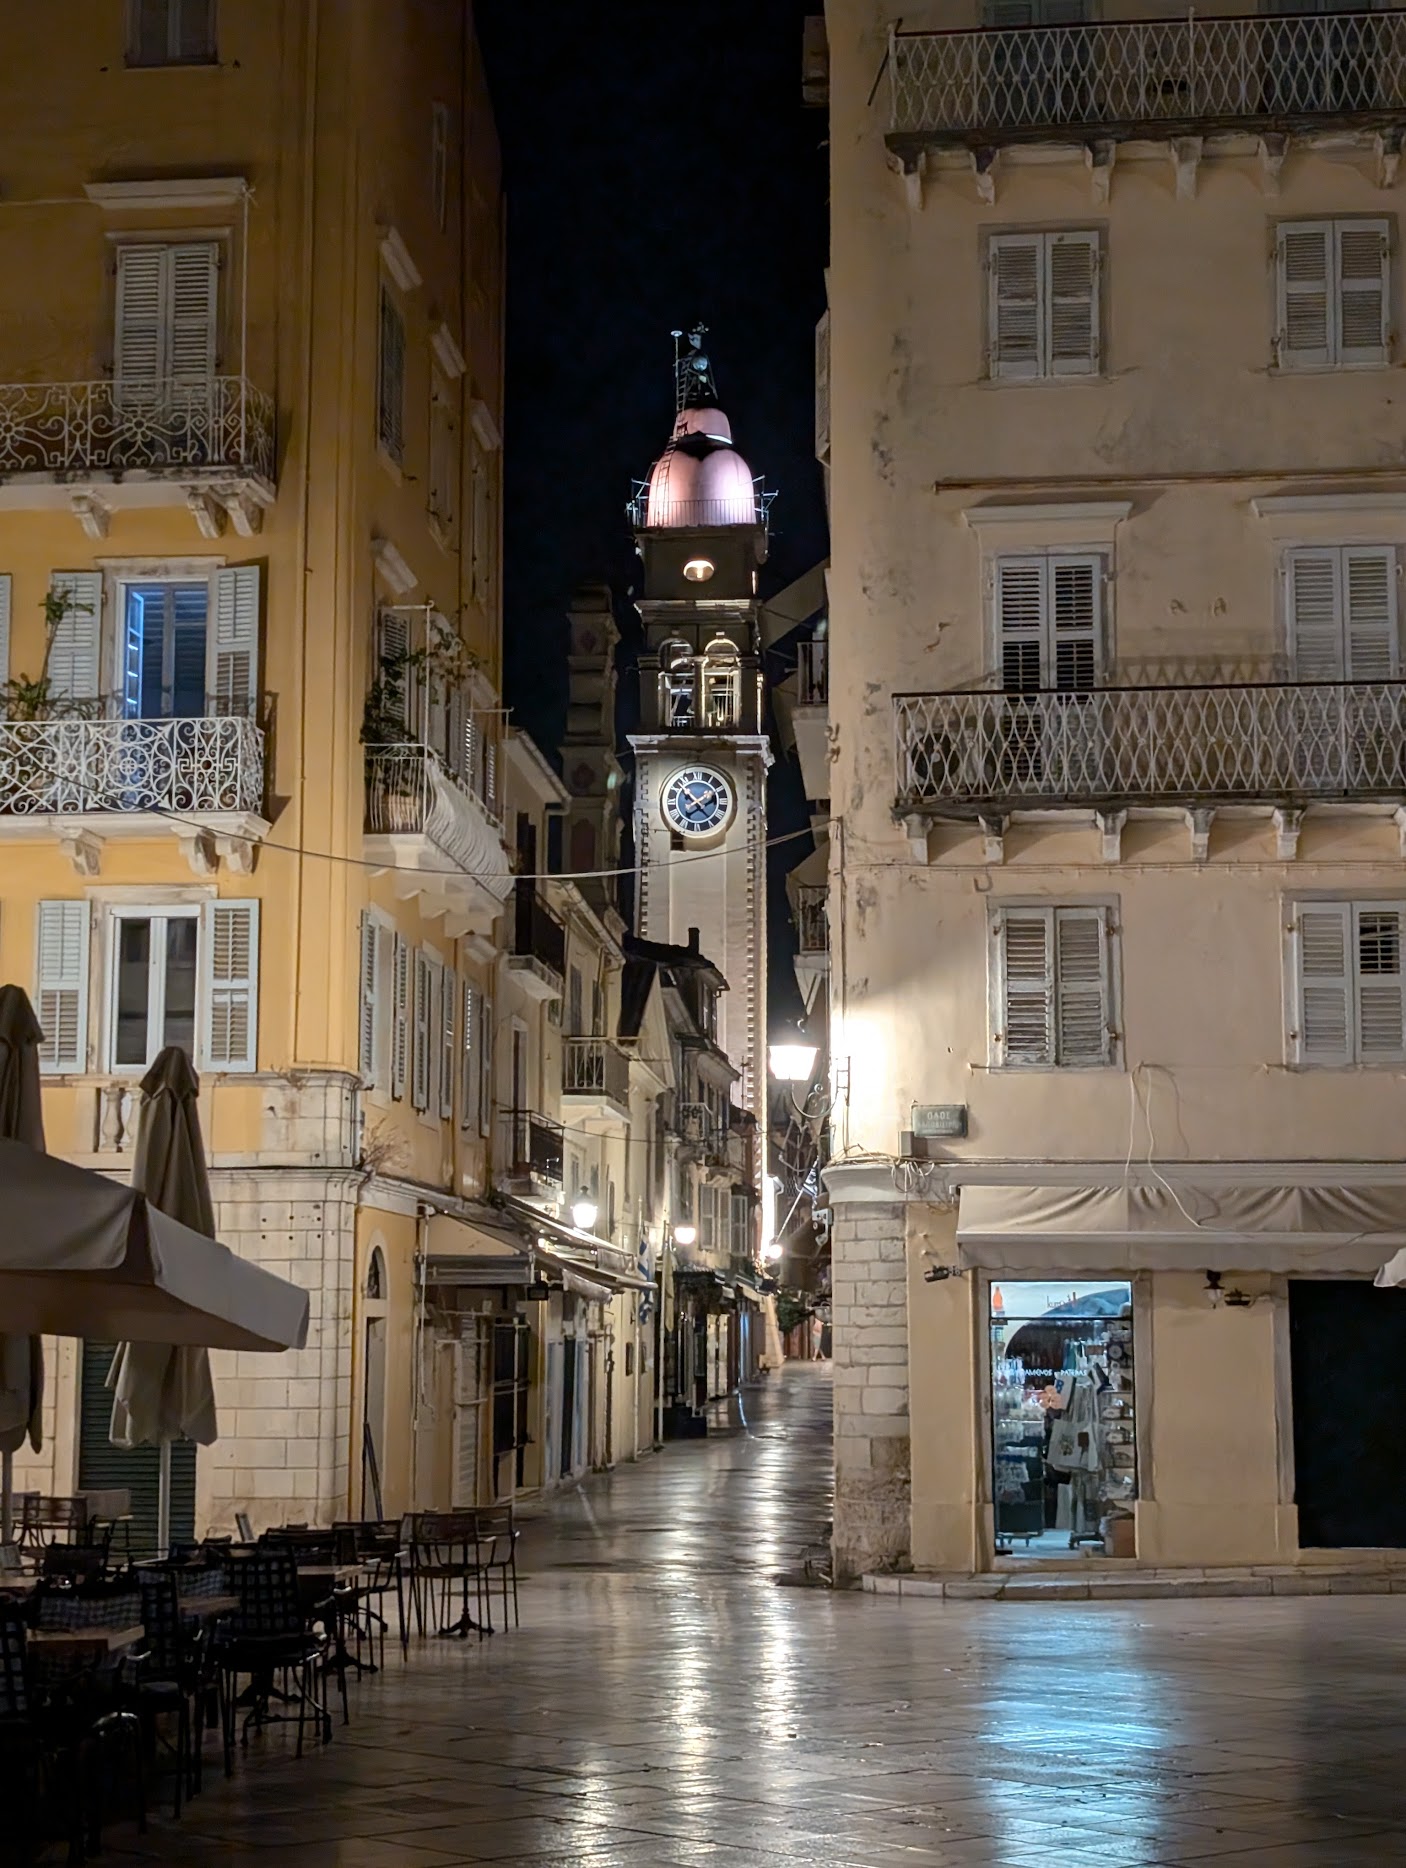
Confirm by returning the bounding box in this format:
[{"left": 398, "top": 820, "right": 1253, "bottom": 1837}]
[{"left": 107, "top": 1364, "right": 1406, "bottom": 1868}]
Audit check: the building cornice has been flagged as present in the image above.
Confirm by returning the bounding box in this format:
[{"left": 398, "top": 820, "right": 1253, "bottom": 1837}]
[{"left": 823, "top": 1156, "right": 1406, "bottom": 1205}]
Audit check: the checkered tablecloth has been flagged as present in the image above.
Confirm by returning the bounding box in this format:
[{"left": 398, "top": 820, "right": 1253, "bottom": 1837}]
[{"left": 35, "top": 1591, "right": 141, "bottom": 1632}]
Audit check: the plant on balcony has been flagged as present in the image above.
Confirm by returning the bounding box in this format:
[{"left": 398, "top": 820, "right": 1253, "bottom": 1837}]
[
  {"left": 360, "top": 614, "right": 480, "bottom": 749},
  {"left": 0, "top": 588, "right": 101, "bottom": 723}
]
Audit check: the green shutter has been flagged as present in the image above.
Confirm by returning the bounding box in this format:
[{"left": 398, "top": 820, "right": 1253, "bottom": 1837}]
[{"left": 79, "top": 1341, "right": 195, "bottom": 1558}]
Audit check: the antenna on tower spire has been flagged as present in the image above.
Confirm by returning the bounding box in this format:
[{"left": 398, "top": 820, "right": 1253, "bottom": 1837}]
[{"left": 672, "top": 325, "right": 718, "bottom": 413}]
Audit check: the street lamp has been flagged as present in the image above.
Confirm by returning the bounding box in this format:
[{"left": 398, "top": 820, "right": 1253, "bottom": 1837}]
[
  {"left": 769, "top": 1037, "right": 819, "bottom": 1084},
  {"left": 673, "top": 1223, "right": 697, "bottom": 1248},
  {"left": 571, "top": 1197, "right": 598, "bottom": 1233}
]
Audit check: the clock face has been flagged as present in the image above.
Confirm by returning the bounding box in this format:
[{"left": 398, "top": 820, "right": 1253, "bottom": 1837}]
[{"left": 661, "top": 765, "right": 734, "bottom": 838}]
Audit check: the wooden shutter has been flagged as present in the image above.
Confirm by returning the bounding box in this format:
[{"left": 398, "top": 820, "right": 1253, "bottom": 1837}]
[
  {"left": 1287, "top": 548, "right": 1344, "bottom": 680},
  {"left": 1054, "top": 907, "right": 1111, "bottom": 1064},
  {"left": 201, "top": 900, "right": 258, "bottom": 1071},
  {"left": 479, "top": 993, "right": 494, "bottom": 1138},
  {"left": 375, "top": 609, "right": 413, "bottom": 738},
  {"left": 35, "top": 900, "right": 90, "bottom": 1073},
  {"left": 378, "top": 288, "right": 405, "bottom": 460},
  {"left": 47, "top": 571, "right": 103, "bottom": 702},
  {"left": 1277, "top": 222, "right": 1333, "bottom": 367},
  {"left": 1050, "top": 555, "right": 1101, "bottom": 690},
  {"left": 429, "top": 371, "right": 455, "bottom": 528},
  {"left": 0, "top": 573, "right": 11, "bottom": 685},
  {"left": 391, "top": 933, "right": 409, "bottom": 1099},
  {"left": 1336, "top": 220, "right": 1389, "bottom": 367},
  {"left": 439, "top": 964, "right": 455, "bottom": 1118},
  {"left": 989, "top": 234, "right": 1043, "bottom": 380},
  {"left": 175, "top": 0, "right": 215, "bottom": 61},
  {"left": 451, "top": 1331, "right": 485, "bottom": 1508},
  {"left": 1355, "top": 905, "right": 1406, "bottom": 1063},
  {"left": 1048, "top": 233, "right": 1099, "bottom": 376},
  {"left": 996, "top": 556, "right": 1047, "bottom": 691},
  {"left": 114, "top": 246, "right": 167, "bottom": 386},
  {"left": 997, "top": 909, "right": 1054, "bottom": 1065},
  {"left": 460, "top": 981, "right": 477, "bottom": 1130},
  {"left": 167, "top": 243, "right": 218, "bottom": 382},
  {"left": 1343, "top": 548, "right": 1398, "bottom": 680},
  {"left": 1295, "top": 903, "right": 1353, "bottom": 1065},
  {"left": 359, "top": 914, "right": 381, "bottom": 1087},
  {"left": 210, "top": 564, "right": 260, "bottom": 712},
  {"left": 412, "top": 951, "right": 431, "bottom": 1111}
]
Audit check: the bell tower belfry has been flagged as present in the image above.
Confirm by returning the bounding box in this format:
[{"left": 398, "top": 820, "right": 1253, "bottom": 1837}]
[{"left": 629, "top": 330, "right": 772, "bottom": 1128}]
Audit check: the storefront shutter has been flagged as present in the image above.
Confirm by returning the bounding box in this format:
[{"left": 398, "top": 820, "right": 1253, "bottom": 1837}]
[
  {"left": 1054, "top": 907, "right": 1110, "bottom": 1064},
  {"left": 201, "top": 900, "right": 258, "bottom": 1071},
  {"left": 79, "top": 1341, "right": 194, "bottom": 1559},
  {"left": 1277, "top": 222, "right": 1333, "bottom": 367},
  {"left": 35, "top": 899, "right": 90, "bottom": 1073},
  {"left": 1354, "top": 904, "right": 1406, "bottom": 1063},
  {"left": 988, "top": 234, "right": 1043, "bottom": 380},
  {"left": 1336, "top": 219, "right": 1390, "bottom": 368},
  {"left": 998, "top": 909, "right": 1054, "bottom": 1065},
  {"left": 47, "top": 571, "right": 103, "bottom": 702},
  {"left": 1295, "top": 903, "right": 1353, "bottom": 1065},
  {"left": 1048, "top": 233, "right": 1099, "bottom": 376},
  {"left": 211, "top": 565, "right": 260, "bottom": 712}
]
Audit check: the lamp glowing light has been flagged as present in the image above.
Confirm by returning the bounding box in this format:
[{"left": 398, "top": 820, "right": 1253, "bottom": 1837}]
[
  {"left": 682, "top": 557, "right": 715, "bottom": 583},
  {"left": 762, "top": 1241, "right": 783, "bottom": 1264},
  {"left": 571, "top": 1198, "right": 598, "bottom": 1233},
  {"left": 769, "top": 1041, "right": 818, "bottom": 1084},
  {"left": 673, "top": 1223, "right": 697, "bottom": 1248}
]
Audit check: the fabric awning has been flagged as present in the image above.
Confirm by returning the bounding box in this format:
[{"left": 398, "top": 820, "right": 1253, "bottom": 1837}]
[
  {"left": 956, "top": 1182, "right": 1406, "bottom": 1275},
  {"left": 425, "top": 1210, "right": 617, "bottom": 1303},
  {"left": 496, "top": 1196, "right": 656, "bottom": 1292}
]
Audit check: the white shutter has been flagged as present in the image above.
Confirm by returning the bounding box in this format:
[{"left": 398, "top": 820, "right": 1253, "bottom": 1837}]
[
  {"left": 1287, "top": 549, "right": 1345, "bottom": 681},
  {"left": 167, "top": 243, "right": 218, "bottom": 382},
  {"left": 211, "top": 564, "right": 260, "bottom": 713},
  {"left": 998, "top": 909, "right": 1054, "bottom": 1065},
  {"left": 484, "top": 736, "right": 498, "bottom": 817},
  {"left": 995, "top": 556, "right": 1047, "bottom": 691},
  {"left": 391, "top": 933, "right": 409, "bottom": 1099},
  {"left": 1048, "top": 233, "right": 1099, "bottom": 376},
  {"left": 1336, "top": 220, "right": 1389, "bottom": 368},
  {"left": 1343, "top": 548, "right": 1398, "bottom": 680},
  {"left": 1355, "top": 905, "right": 1406, "bottom": 1063},
  {"left": 1295, "top": 903, "right": 1353, "bottom": 1065},
  {"left": 460, "top": 980, "right": 477, "bottom": 1130},
  {"left": 412, "top": 951, "right": 431, "bottom": 1111},
  {"left": 114, "top": 245, "right": 166, "bottom": 387},
  {"left": 439, "top": 964, "right": 455, "bottom": 1118},
  {"left": 1277, "top": 223, "right": 1333, "bottom": 368},
  {"left": 359, "top": 914, "right": 381, "bottom": 1087},
  {"left": 989, "top": 234, "right": 1043, "bottom": 380},
  {"left": 201, "top": 900, "right": 258, "bottom": 1071},
  {"left": 1050, "top": 555, "right": 1101, "bottom": 690},
  {"left": 375, "top": 610, "right": 413, "bottom": 739},
  {"left": 1054, "top": 907, "right": 1111, "bottom": 1064},
  {"left": 479, "top": 993, "right": 494, "bottom": 1138},
  {"left": 35, "top": 900, "right": 90, "bottom": 1074},
  {"left": 47, "top": 571, "right": 103, "bottom": 702},
  {"left": 0, "top": 573, "right": 11, "bottom": 685},
  {"left": 451, "top": 1332, "right": 485, "bottom": 1507}
]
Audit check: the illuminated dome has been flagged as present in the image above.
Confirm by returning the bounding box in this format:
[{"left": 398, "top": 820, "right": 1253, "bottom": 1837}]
[{"left": 643, "top": 405, "right": 757, "bottom": 529}]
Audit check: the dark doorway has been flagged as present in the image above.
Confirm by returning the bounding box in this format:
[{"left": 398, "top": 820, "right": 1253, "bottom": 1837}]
[
  {"left": 1290, "top": 1280, "right": 1406, "bottom": 1547},
  {"left": 560, "top": 1336, "right": 578, "bottom": 1477},
  {"left": 80, "top": 1341, "right": 196, "bottom": 1557}
]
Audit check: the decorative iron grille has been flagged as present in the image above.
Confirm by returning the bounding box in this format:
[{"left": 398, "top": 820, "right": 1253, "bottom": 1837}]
[
  {"left": 0, "top": 714, "right": 264, "bottom": 816},
  {"left": 894, "top": 682, "right": 1406, "bottom": 810},
  {"left": 889, "top": 11, "right": 1406, "bottom": 142},
  {"left": 502, "top": 1109, "right": 564, "bottom": 1186},
  {"left": 364, "top": 743, "right": 512, "bottom": 896},
  {"left": 563, "top": 1035, "right": 631, "bottom": 1106},
  {"left": 0, "top": 377, "right": 275, "bottom": 481}
]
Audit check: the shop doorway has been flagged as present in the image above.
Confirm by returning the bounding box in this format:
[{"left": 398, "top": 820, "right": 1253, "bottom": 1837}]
[
  {"left": 990, "top": 1279, "right": 1137, "bottom": 1560},
  {"left": 1290, "top": 1279, "right": 1406, "bottom": 1548}
]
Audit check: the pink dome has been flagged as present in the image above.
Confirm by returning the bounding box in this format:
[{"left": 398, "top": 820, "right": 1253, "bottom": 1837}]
[
  {"left": 672, "top": 406, "right": 733, "bottom": 445},
  {"left": 643, "top": 402, "right": 757, "bottom": 530}
]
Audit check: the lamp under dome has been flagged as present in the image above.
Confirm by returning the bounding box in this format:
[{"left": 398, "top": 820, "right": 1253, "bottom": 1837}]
[
  {"left": 769, "top": 1040, "right": 818, "bottom": 1084},
  {"left": 571, "top": 1198, "right": 598, "bottom": 1233}
]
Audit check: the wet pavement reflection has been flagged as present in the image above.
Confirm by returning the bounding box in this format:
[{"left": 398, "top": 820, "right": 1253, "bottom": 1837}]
[{"left": 111, "top": 1363, "right": 1406, "bottom": 1866}]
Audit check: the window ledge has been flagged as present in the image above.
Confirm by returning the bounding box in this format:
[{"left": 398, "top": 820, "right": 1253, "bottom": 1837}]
[
  {"left": 84, "top": 176, "right": 244, "bottom": 210},
  {"left": 963, "top": 500, "right": 1132, "bottom": 530},
  {"left": 375, "top": 446, "right": 405, "bottom": 490}
]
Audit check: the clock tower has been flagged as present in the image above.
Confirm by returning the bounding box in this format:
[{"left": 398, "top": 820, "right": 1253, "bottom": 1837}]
[{"left": 629, "top": 330, "right": 772, "bottom": 1130}]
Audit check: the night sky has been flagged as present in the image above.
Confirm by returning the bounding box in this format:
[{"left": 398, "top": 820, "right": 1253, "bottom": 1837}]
[{"left": 477, "top": 0, "right": 830, "bottom": 1023}]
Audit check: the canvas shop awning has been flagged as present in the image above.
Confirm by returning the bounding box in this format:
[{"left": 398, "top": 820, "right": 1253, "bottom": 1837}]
[
  {"left": 424, "top": 1209, "right": 629, "bottom": 1304},
  {"left": 955, "top": 1182, "right": 1406, "bottom": 1277},
  {"left": 498, "top": 1196, "right": 656, "bottom": 1293}
]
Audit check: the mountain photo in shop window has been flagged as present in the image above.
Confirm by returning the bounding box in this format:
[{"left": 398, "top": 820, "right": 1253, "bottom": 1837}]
[{"left": 990, "top": 1281, "right": 1137, "bottom": 1561}]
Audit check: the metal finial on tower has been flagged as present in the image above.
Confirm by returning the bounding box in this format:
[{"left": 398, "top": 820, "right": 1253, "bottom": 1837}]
[{"left": 672, "top": 325, "right": 718, "bottom": 413}]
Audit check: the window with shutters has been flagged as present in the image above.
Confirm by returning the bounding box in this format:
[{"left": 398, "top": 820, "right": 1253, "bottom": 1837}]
[
  {"left": 96, "top": 898, "right": 256, "bottom": 1073},
  {"left": 1276, "top": 218, "right": 1391, "bottom": 369},
  {"left": 992, "top": 552, "right": 1105, "bottom": 691},
  {"left": 127, "top": 0, "right": 216, "bottom": 66},
  {"left": 1288, "top": 899, "right": 1406, "bottom": 1065},
  {"left": 112, "top": 564, "right": 260, "bottom": 719},
  {"left": 1285, "top": 545, "right": 1398, "bottom": 680},
  {"left": 990, "top": 903, "right": 1119, "bottom": 1068},
  {"left": 114, "top": 243, "right": 219, "bottom": 392},
  {"left": 377, "top": 285, "right": 406, "bottom": 464},
  {"left": 987, "top": 230, "right": 1101, "bottom": 380}
]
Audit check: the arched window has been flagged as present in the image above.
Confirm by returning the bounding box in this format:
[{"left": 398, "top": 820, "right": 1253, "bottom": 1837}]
[
  {"left": 700, "top": 639, "right": 741, "bottom": 729},
  {"left": 658, "top": 639, "right": 696, "bottom": 728},
  {"left": 365, "top": 1246, "right": 386, "bottom": 1301}
]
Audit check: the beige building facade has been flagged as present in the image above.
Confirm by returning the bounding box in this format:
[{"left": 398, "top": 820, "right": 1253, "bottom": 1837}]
[{"left": 825, "top": 0, "right": 1406, "bottom": 1580}]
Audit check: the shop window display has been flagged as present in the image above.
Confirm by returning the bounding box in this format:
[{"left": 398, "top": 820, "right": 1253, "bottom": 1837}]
[{"left": 991, "top": 1280, "right": 1136, "bottom": 1559}]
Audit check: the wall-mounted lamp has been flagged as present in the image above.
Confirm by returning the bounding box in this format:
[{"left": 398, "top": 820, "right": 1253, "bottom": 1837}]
[
  {"left": 571, "top": 1197, "right": 598, "bottom": 1233},
  {"left": 1204, "top": 1270, "right": 1254, "bottom": 1309},
  {"left": 673, "top": 1223, "right": 697, "bottom": 1248}
]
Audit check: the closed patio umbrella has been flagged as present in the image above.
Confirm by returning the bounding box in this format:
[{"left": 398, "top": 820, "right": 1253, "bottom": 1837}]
[
  {"left": 108, "top": 1047, "right": 221, "bottom": 1556},
  {"left": 0, "top": 986, "right": 46, "bottom": 1542}
]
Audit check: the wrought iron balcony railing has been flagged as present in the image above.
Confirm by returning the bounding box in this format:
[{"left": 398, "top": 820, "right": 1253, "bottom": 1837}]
[
  {"left": 0, "top": 713, "right": 265, "bottom": 817},
  {"left": 888, "top": 11, "right": 1406, "bottom": 147},
  {"left": 511, "top": 880, "right": 567, "bottom": 978},
  {"left": 894, "top": 682, "right": 1406, "bottom": 813},
  {"left": 0, "top": 377, "right": 275, "bottom": 482},
  {"left": 562, "top": 1035, "right": 631, "bottom": 1108},
  {"left": 795, "top": 885, "right": 829, "bottom": 956},
  {"left": 797, "top": 639, "right": 828, "bottom": 709},
  {"left": 364, "top": 743, "right": 511, "bottom": 894},
  {"left": 500, "top": 1109, "right": 564, "bottom": 1188}
]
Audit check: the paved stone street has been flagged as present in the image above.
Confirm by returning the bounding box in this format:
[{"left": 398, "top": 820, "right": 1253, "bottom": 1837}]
[{"left": 107, "top": 1362, "right": 1406, "bottom": 1868}]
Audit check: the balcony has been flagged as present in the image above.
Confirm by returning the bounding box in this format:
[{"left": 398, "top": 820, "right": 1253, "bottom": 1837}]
[
  {"left": 894, "top": 682, "right": 1406, "bottom": 827},
  {"left": 797, "top": 639, "right": 828, "bottom": 709},
  {"left": 0, "top": 710, "right": 268, "bottom": 873},
  {"left": 793, "top": 639, "right": 829, "bottom": 806},
  {"left": 796, "top": 885, "right": 829, "bottom": 958},
  {"left": 506, "top": 881, "right": 566, "bottom": 1002},
  {"left": 562, "top": 1035, "right": 631, "bottom": 1124},
  {"left": 887, "top": 12, "right": 1406, "bottom": 156},
  {"left": 499, "top": 1109, "right": 564, "bottom": 1194},
  {"left": 364, "top": 743, "right": 512, "bottom": 937},
  {"left": 0, "top": 377, "right": 276, "bottom": 535}
]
